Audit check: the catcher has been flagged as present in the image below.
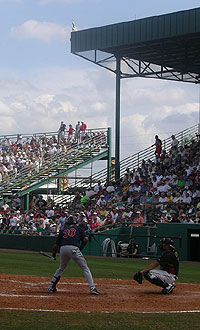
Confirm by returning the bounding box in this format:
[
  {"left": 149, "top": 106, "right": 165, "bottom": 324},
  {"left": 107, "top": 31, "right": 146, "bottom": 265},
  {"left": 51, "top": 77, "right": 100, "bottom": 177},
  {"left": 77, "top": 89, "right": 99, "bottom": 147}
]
[{"left": 133, "top": 237, "right": 179, "bottom": 294}]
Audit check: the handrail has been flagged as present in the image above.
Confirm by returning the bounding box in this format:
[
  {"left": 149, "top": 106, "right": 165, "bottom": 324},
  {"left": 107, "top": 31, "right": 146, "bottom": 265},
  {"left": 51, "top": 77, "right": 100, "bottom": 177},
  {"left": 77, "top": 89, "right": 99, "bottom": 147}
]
[{"left": 0, "top": 128, "right": 107, "bottom": 142}]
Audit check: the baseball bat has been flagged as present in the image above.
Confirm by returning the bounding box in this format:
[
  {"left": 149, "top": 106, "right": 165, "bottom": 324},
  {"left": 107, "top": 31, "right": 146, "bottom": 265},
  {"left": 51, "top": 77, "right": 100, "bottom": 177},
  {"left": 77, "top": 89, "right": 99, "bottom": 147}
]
[{"left": 39, "top": 250, "right": 56, "bottom": 261}]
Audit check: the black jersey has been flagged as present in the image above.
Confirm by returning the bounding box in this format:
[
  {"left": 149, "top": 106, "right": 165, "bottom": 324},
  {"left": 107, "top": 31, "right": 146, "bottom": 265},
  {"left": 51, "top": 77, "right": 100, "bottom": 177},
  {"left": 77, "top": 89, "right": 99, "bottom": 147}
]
[
  {"left": 56, "top": 224, "right": 88, "bottom": 248},
  {"left": 158, "top": 249, "right": 179, "bottom": 276}
]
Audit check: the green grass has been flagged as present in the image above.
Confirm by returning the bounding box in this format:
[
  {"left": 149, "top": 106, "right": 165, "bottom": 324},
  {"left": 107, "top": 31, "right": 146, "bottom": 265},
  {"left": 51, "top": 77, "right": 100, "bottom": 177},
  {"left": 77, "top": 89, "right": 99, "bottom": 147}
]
[
  {"left": 0, "top": 250, "right": 199, "bottom": 284},
  {"left": 0, "top": 250, "right": 200, "bottom": 329},
  {"left": 0, "top": 311, "right": 200, "bottom": 330}
]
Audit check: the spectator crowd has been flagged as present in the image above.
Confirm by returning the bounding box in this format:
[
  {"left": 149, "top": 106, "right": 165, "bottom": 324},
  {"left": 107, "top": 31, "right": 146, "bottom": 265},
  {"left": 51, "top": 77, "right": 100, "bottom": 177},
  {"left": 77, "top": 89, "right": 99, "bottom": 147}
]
[
  {"left": 0, "top": 120, "right": 90, "bottom": 182},
  {"left": 0, "top": 132, "right": 200, "bottom": 236}
]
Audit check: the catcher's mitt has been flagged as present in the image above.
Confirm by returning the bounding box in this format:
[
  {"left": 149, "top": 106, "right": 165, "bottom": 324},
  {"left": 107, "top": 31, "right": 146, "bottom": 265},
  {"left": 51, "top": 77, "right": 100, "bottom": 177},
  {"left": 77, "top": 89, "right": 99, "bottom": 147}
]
[{"left": 133, "top": 271, "right": 143, "bottom": 284}]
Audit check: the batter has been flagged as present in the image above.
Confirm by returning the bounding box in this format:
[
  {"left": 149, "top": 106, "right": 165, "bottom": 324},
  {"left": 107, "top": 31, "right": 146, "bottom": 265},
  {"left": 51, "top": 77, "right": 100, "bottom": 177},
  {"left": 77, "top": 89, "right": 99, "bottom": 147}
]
[{"left": 48, "top": 216, "right": 100, "bottom": 295}]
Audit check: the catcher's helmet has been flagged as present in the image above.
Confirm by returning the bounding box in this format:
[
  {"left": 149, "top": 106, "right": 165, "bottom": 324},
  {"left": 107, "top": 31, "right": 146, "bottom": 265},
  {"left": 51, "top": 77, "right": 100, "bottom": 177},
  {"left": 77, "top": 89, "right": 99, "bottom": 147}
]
[
  {"left": 66, "top": 216, "right": 76, "bottom": 225},
  {"left": 159, "top": 237, "right": 175, "bottom": 250}
]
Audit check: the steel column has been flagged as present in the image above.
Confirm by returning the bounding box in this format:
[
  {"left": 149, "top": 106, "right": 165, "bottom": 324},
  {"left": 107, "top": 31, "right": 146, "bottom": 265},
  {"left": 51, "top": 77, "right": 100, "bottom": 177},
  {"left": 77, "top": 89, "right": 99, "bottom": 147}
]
[
  {"left": 24, "top": 193, "right": 29, "bottom": 213},
  {"left": 107, "top": 127, "right": 111, "bottom": 180},
  {"left": 115, "top": 57, "right": 121, "bottom": 181}
]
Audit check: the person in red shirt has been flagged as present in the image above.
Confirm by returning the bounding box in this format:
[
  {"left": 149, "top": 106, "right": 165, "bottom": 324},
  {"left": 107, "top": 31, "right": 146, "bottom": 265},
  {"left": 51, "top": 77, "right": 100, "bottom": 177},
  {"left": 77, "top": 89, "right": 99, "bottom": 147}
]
[
  {"left": 131, "top": 211, "right": 145, "bottom": 227},
  {"left": 90, "top": 213, "right": 100, "bottom": 232},
  {"left": 154, "top": 135, "right": 162, "bottom": 156},
  {"left": 80, "top": 121, "right": 87, "bottom": 132},
  {"left": 68, "top": 124, "right": 75, "bottom": 142}
]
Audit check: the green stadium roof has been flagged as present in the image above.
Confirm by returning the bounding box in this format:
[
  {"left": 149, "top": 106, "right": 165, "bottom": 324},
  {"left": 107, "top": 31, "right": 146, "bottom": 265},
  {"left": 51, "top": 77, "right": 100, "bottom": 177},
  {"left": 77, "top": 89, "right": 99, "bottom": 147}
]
[{"left": 71, "top": 7, "right": 200, "bottom": 83}]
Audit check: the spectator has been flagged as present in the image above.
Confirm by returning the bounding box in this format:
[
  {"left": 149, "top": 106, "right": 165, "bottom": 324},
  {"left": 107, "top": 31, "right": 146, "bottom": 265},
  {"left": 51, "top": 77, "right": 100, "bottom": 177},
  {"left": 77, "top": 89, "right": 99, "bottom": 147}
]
[
  {"left": 80, "top": 121, "right": 87, "bottom": 132},
  {"left": 58, "top": 121, "right": 66, "bottom": 140},
  {"left": 67, "top": 124, "right": 75, "bottom": 142},
  {"left": 131, "top": 211, "right": 144, "bottom": 226},
  {"left": 11, "top": 194, "right": 20, "bottom": 210},
  {"left": 90, "top": 213, "right": 100, "bottom": 232},
  {"left": 75, "top": 121, "right": 81, "bottom": 141},
  {"left": 171, "top": 135, "right": 179, "bottom": 149},
  {"left": 183, "top": 215, "right": 194, "bottom": 224},
  {"left": 35, "top": 195, "right": 47, "bottom": 211},
  {"left": 154, "top": 135, "right": 162, "bottom": 156}
]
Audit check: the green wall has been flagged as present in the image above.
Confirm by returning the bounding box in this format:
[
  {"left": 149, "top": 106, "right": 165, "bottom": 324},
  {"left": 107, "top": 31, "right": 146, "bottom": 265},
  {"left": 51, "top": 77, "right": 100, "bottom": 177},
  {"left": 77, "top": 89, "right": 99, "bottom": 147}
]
[{"left": 0, "top": 224, "right": 200, "bottom": 261}]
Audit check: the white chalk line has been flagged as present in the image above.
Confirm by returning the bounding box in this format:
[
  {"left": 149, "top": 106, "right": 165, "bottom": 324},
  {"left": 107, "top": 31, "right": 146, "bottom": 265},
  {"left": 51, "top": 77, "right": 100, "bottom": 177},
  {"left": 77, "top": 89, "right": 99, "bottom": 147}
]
[
  {"left": 1, "top": 278, "right": 200, "bottom": 314},
  {"left": 1, "top": 278, "right": 200, "bottom": 287},
  {"left": 0, "top": 279, "right": 87, "bottom": 286},
  {"left": 0, "top": 307, "right": 200, "bottom": 314},
  {"left": 0, "top": 293, "right": 55, "bottom": 298}
]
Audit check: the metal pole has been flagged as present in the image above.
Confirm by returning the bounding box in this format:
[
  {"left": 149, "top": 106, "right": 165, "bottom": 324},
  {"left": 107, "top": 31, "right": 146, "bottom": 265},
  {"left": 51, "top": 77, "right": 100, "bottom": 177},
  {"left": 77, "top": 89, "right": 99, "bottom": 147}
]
[
  {"left": 198, "top": 85, "right": 200, "bottom": 134},
  {"left": 107, "top": 127, "right": 112, "bottom": 180},
  {"left": 24, "top": 193, "right": 29, "bottom": 212},
  {"left": 115, "top": 56, "right": 121, "bottom": 181}
]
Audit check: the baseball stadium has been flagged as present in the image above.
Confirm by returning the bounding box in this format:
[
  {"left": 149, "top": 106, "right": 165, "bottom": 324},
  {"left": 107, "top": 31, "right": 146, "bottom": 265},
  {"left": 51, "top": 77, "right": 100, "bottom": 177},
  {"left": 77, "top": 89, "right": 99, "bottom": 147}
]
[{"left": 1, "top": 7, "right": 200, "bottom": 330}]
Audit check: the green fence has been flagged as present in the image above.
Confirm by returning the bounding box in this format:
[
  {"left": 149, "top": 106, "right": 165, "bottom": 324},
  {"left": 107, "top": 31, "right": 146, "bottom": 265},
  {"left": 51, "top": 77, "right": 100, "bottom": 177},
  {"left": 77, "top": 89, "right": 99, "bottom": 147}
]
[{"left": 0, "top": 224, "right": 200, "bottom": 261}]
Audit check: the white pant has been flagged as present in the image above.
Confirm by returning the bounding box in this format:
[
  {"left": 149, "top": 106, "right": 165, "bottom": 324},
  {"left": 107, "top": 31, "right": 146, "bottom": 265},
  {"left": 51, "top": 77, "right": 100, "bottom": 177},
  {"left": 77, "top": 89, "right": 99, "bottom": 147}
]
[{"left": 149, "top": 269, "right": 177, "bottom": 285}]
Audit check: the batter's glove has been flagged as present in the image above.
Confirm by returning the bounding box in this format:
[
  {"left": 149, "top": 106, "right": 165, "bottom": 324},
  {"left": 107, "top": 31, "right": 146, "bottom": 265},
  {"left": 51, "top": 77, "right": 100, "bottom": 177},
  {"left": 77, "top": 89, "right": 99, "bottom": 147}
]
[{"left": 133, "top": 271, "right": 143, "bottom": 284}]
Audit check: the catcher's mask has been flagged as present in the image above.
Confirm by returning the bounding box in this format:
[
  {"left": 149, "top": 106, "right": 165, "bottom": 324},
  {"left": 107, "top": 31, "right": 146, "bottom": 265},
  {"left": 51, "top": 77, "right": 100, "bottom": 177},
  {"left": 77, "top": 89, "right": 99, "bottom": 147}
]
[
  {"left": 66, "top": 216, "right": 76, "bottom": 225},
  {"left": 159, "top": 237, "right": 175, "bottom": 250}
]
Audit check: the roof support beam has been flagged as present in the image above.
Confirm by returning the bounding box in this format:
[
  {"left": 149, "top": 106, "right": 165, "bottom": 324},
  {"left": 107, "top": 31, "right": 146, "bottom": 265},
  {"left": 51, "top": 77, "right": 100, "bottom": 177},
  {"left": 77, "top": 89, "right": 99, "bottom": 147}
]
[{"left": 115, "top": 56, "right": 121, "bottom": 181}]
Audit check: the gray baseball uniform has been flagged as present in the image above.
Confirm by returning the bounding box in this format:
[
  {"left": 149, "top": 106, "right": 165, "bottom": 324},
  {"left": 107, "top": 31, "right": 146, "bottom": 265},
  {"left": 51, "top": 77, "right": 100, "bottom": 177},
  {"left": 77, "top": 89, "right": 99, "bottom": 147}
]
[{"left": 48, "top": 223, "right": 99, "bottom": 294}]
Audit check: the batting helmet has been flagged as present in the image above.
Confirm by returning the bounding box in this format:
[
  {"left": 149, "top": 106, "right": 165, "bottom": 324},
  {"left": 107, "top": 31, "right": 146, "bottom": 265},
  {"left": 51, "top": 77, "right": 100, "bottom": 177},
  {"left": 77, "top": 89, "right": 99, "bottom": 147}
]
[
  {"left": 159, "top": 237, "right": 175, "bottom": 250},
  {"left": 66, "top": 216, "right": 76, "bottom": 225}
]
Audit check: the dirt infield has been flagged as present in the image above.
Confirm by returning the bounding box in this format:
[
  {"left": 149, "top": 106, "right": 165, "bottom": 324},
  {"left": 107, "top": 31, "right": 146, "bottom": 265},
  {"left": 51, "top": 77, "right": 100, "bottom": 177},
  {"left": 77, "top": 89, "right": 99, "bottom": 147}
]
[{"left": 0, "top": 274, "right": 200, "bottom": 313}]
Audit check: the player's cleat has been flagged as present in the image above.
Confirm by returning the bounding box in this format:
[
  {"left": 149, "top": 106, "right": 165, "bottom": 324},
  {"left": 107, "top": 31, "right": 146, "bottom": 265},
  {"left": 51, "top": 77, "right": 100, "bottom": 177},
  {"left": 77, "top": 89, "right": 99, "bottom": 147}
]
[
  {"left": 90, "top": 288, "right": 100, "bottom": 295},
  {"left": 160, "top": 284, "right": 175, "bottom": 294},
  {"left": 48, "top": 287, "right": 57, "bottom": 293},
  {"left": 48, "top": 283, "right": 57, "bottom": 293}
]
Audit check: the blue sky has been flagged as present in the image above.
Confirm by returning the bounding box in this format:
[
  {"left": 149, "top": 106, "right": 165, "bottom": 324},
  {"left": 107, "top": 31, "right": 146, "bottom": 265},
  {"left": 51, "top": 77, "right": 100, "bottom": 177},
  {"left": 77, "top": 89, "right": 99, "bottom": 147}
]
[{"left": 0, "top": 0, "right": 200, "bottom": 160}]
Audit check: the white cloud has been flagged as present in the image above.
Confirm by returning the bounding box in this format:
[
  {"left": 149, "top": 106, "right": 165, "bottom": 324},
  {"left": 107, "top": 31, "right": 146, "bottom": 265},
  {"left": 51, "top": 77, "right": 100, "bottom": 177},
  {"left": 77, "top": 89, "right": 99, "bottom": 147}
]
[
  {"left": 10, "top": 20, "right": 71, "bottom": 43},
  {"left": 0, "top": 66, "right": 198, "bottom": 159}
]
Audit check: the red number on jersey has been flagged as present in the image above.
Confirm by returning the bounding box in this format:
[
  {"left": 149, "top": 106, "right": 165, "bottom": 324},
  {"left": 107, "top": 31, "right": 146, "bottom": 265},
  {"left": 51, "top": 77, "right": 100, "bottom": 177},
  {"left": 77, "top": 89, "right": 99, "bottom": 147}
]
[{"left": 63, "top": 228, "right": 76, "bottom": 238}]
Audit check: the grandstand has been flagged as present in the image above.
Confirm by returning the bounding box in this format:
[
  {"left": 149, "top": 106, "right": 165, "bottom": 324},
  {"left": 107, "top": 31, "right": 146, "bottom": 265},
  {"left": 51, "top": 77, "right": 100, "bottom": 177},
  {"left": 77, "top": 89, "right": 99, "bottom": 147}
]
[
  {"left": 1, "top": 7, "right": 200, "bottom": 261},
  {"left": 0, "top": 122, "right": 200, "bottom": 261},
  {"left": 0, "top": 127, "right": 111, "bottom": 208}
]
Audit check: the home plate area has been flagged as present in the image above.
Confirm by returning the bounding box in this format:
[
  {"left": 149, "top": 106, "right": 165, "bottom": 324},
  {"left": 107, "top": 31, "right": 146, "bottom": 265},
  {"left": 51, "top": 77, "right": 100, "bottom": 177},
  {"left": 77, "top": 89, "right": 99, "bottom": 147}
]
[{"left": 0, "top": 274, "right": 200, "bottom": 313}]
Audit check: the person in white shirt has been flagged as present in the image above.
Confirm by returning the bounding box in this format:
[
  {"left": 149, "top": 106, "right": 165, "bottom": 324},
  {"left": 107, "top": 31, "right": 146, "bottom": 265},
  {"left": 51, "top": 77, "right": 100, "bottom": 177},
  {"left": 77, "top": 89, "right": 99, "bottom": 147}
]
[
  {"left": 158, "top": 192, "right": 167, "bottom": 204},
  {"left": 110, "top": 208, "right": 119, "bottom": 223},
  {"left": 93, "top": 181, "right": 103, "bottom": 194},
  {"left": 133, "top": 182, "right": 141, "bottom": 193},
  {"left": 10, "top": 213, "right": 19, "bottom": 228},
  {"left": 171, "top": 135, "right": 179, "bottom": 149},
  {"left": 106, "top": 182, "right": 115, "bottom": 194},
  {"left": 158, "top": 181, "right": 171, "bottom": 193},
  {"left": 173, "top": 192, "right": 182, "bottom": 203},
  {"left": 85, "top": 188, "right": 95, "bottom": 198},
  {"left": 182, "top": 192, "right": 192, "bottom": 204},
  {"left": 1, "top": 200, "right": 10, "bottom": 212},
  {"left": 96, "top": 195, "right": 106, "bottom": 207},
  {"left": 45, "top": 207, "right": 55, "bottom": 218},
  {"left": 49, "top": 145, "right": 57, "bottom": 155}
]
